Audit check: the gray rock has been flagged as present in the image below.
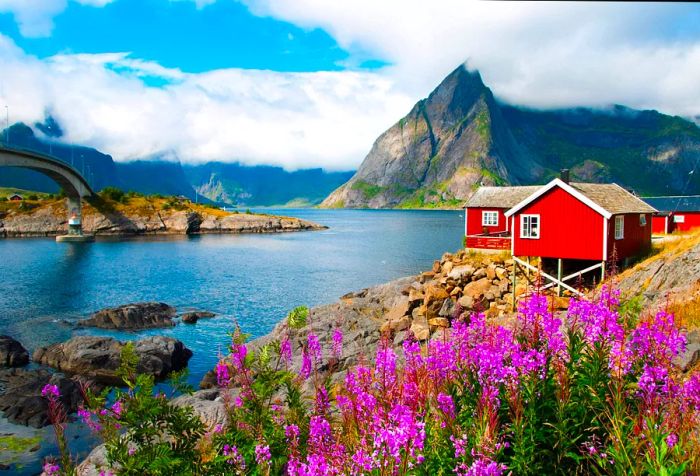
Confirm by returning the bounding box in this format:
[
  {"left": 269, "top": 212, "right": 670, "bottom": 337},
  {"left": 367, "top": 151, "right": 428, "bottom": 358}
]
[
  {"left": 181, "top": 311, "right": 216, "bottom": 324},
  {"left": 439, "top": 299, "right": 455, "bottom": 317},
  {"left": 0, "top": 368, "right": 93, "bottom": 427},
  {"left": 78, "top": 302, "right": 177, "bottom": 330},
  {"left": 675, "top": 343, "right": 700, "bottom": 372},
  {"left": 33, "top": 335, "right": 192, "bottom": 385},
  {"left": 0, "top": 335, "right": 29, "bottom": 367}
]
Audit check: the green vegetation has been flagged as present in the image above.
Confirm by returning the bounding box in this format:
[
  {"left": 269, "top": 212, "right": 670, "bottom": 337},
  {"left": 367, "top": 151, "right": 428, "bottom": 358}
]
[
  {"left": 0, "top": 435, "right": 41, "bottom": 453},
  {"left": 287, "top": 305, "right": 309, "bottom": 328},
  {"left": 350, "top": 180, "right": 384, "bottom": 201},
  {"left": 480, "top": 167, "right": 507, "bottom": 186}
]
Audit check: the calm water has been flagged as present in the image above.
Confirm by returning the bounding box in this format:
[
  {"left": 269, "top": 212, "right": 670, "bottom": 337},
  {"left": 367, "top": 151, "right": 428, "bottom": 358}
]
[{"left": 0, "top": 209, "right": 464, "bottom": 386}]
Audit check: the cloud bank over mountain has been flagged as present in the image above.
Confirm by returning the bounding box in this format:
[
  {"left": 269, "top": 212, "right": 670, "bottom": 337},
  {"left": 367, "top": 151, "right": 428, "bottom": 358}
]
[{"left": 0, "top": 1, "right": 699, "bottom": 169}]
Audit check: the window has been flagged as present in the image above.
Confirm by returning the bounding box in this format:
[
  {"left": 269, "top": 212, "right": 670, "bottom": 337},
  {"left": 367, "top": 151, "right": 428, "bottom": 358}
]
[
  {"left": 615, "top": 215, "right": 624, "bottom": 240},
  {"left": 521, "top": 214, "right": 540, "bottom": 239},
  {"left": 674, "top": 215, "right": 685, "bottom": 223},
  {"left": 639, "top": 214, "right": 647, "bottom": 226},
  {"left": 482, "top": 211, "right": 498, "bottom": 226}
]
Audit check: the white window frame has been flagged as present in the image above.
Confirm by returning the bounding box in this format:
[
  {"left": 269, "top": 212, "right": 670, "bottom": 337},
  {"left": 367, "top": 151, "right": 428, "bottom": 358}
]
[
  {"left": 520, "top": 214, "right": 540, "bottom": 239},
  {"left": 639, "top": 214, "right": 647, "bottom": 226},
  {"left": 482, "top": 211, "right": 499, "bottom": 227},
  {"left": 673, "top": 214, "right": 685, "bottom": 224},
  {"left": 615, "top": 215, "right": 624, "bottom": 240}
]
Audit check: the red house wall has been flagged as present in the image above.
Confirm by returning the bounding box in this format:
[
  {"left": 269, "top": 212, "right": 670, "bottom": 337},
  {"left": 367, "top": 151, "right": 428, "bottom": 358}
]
[
  {"left": 465, "top": 207, "right": 509, "bottom": 236},
  {"left": 670, "top": 212, "right": 700, "bottom": 232},
  {"left": 607, "top": 213, "right": 652, "bottom": 260},
  {"left": 651, "top": 215, "right": 669, "bottom": 234},
  {"left": 512, "top": 187, "right": 605, "bottom": 261}
]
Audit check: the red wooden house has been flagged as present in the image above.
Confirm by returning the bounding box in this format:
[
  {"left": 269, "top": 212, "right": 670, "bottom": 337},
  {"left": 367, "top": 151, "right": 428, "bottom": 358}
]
[
  {"left": 643, "top": 196, "right": 700, "bottom": 234},
  {"left": 464, "top": 175, "right": 656, "bottom": 296}
]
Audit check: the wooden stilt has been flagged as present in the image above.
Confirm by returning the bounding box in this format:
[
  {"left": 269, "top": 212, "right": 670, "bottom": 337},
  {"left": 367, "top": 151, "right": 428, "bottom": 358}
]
[
  {"left": 601, "top": 260, "right": 606, "bottom": 283},
  {"left": 557, "top": 258, "right": 563, "bottom": 296},
  {"left": 512, "top": 257, "right": 517, "bottom": 311}
]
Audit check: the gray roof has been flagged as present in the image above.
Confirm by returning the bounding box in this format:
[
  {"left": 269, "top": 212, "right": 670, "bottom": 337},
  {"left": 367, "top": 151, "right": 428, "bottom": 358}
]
[
  {"left": 569, "top": 183, "right": 657, "bottom": 215},
  {"left": 464, "top": 186, "right": 541, "bottom": 208},
  {"left": 642, "top": 196, "right": 700, "bottom": 213},
  {"left": 466, "top": 182, "right": 657, "bottom": 215}
]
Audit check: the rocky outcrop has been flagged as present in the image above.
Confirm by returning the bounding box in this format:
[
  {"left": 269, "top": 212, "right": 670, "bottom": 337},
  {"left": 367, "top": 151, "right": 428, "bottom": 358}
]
[
  {"left": 0, "top": 335, "right": 29, "bottom": 367},
  {"left": 0, "top": 368, "right": 91, "bottom": 427},
  {"left": 33, "top": 336, "right": 192, "bottom": 385},
  {"left": 0, "top": 202, "right": 326, "bottom": 238},
  {"left": 77, "top": 302, "right": 177, "bottom": 330},
  {"left": 181, "top": 311, "right": 216, "bottom": 324}
]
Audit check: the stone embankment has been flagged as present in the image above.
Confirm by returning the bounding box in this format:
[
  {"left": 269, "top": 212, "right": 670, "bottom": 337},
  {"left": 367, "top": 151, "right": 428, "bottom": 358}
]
[{"left": 0, "top": 201, "right": 325, "bottom": 237}]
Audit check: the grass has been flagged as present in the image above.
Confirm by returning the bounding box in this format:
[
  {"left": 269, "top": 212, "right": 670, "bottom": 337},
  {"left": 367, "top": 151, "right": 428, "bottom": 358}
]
[
  {"left": 0, "top": 435, "right": 41, "bottom": 455},
  {"left": 350, "top": 180, "right": 384, "bottom": 201}
]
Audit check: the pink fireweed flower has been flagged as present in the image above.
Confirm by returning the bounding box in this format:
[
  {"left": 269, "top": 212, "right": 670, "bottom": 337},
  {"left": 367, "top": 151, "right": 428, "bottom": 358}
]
[
  {"left": 626, "top": 311, "right": 686, "bottom": 371},
  {"left": 254, "top": 444, "right": 271, "bottom": 465},
  {"left": 215, "top": 360, "right": 230, "bottom": 387},
  {"left": 230, "top": 343, "right": 248, "bottom": 370},
  {"left": 111, "top": 400, "right": 123, "bottom": 418},
  {"left": 568, "top": 286, "right": 624, "bottom": 348},
  {"left": 374, "top": 344, "right": 397, "bottom": 389},
  {"left": 463, "top": 457, "right": 507, "bottom": 476},
  {"left": 223, "top": 444, "right": 246, "bottom": 468},
  {"left": 280, "top": 335, "right": 293, "bottom": 364},
  {"left": 332, "top": 328, "right": 343, "bottom": 359},
  {"left": 77, "top": 407, "right": 102, "bottom": 432},
  {"left": 41, "top": 384, "right": 60, "bottom": 399},
  {"left": 307, "top": 333, "right": 322, "bottom": 362},
  {"left": 300, "top": 349, "right": 312, "bottom": 380},
  {"left": 43, "top": 462, "right": 60, "bottom": 476},
  {"left": 666, "top": 433, "right": 678, "bottom": 449},
  {"left": 436, "top": 392, "right": 456, "bottom": 424},
  {"left": 517, "top": 294, "right": 567, "bottom": 362}
]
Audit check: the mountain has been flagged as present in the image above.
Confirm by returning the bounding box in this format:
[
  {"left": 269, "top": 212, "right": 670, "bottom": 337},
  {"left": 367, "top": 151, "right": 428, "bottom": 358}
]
[
  {"left": 321, "top": 66, "right": 700, "bottom": 208},
  {"left": 183, "top": 163, "right": 354, "bottom": 207},
  {"left": 0, "top": 122, "right": 353, "bottom": 206}
]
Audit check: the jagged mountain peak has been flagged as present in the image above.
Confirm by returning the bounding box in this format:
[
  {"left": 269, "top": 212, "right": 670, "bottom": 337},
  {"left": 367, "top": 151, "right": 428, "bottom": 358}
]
[{"left": 321, "top": 63, "right": 700, "bottom": 209}]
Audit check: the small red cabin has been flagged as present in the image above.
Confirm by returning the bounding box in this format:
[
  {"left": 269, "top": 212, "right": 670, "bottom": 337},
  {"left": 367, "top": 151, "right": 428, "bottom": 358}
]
[
  {"left": 643, "top": 196, "right": 700, "bottom": 234},
  {"left": 8, "top": 193, "right": 23, "bottom": 201},
  {"left": 505, "top": 179, "right": 655, "bottom": 262},
  {"left": 463, "top": 186, "right": 540, "bottom": 250}
]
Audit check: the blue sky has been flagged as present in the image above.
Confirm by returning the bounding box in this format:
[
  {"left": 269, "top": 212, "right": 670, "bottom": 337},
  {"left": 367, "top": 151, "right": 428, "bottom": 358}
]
[
  {"left": 0, "top": 0, "right": 386, "bottom": 72},
  {"left": 0, "top": 1, "right": 699, "bottom": 169}
]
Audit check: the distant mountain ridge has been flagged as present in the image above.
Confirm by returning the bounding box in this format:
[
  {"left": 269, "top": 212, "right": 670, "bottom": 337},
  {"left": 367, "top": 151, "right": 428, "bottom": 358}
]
[
  {"left": 0, "top": 123, "right": 353, "bottom": 207},
  {"left": 321, "top": 65, "right": 700, "bottom": 208}
]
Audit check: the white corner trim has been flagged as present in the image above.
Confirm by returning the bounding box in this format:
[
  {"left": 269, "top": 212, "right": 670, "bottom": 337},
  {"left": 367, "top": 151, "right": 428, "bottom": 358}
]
[
  {"left": 504, "top": 178, "right": 612, "bottom": 219},
  {"left": 603, "top": 217, "right": 608, "bottom": 261}
]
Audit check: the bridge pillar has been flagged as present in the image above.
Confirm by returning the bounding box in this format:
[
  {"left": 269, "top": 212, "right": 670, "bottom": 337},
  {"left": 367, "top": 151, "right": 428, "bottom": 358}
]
[{"left": 66, "top": 196, "right": 83, "bottom": 235}]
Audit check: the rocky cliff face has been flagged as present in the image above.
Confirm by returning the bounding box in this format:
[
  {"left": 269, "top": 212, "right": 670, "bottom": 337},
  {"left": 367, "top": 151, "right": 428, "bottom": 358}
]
[{"left": 322, "top": 65, "right": 700, "bottom": 208}]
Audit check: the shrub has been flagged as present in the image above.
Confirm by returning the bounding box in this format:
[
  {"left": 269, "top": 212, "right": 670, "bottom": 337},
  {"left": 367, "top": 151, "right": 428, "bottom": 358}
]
[
  {"left": 44, "top": 291, "right": 700, "bottom": 475},
  {"left": 99, "top": 187, "right": 126, "bottom": 203}
]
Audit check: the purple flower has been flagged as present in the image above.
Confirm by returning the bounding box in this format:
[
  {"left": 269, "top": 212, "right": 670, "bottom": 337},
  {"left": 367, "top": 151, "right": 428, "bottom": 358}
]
[
  {"left": 223, "top": 444, "right": 246, "bottom": 468},
  {"left": 254, "top": 444, "right": 271, "bottom": 465},
  {"left": 41, "top": 384, "right": 60, "bottom": 399},
  {"left": 436, "top": 392, "right": 455, "bottom": 421},
  {"left": 43, "top": 462, "right": 60, "bottom": 476},
  {"left": 332, "top": 328, "right": 343, "bottom": 359},
  {"left": 308, "top": 333, "right": 322, "bottom": 362},
  {"left": 666, "top": 433, "right": 678, "bottom": 449},
  {"left": 280, "top": 336, "right": 293, "bottom": 364},
  {"left": 215, "top": 360, "right": 230, "bottom": 387},
  {"left": 300, "top": 349, "right": 312, "bottom": 380},
  {"left": 111, "top": 400, "right": 123, "bottom": 418}
]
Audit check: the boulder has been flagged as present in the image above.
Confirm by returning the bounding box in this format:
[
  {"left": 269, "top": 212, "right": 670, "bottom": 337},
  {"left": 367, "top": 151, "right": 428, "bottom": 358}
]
[
  {"left": 0, "top": 335, "right": 29, "bottom": 367},
  {"left": 463, "top": 277, "right": 493, "bottom": 299},
  {"left": 448, "top": 265, "right": 475, "bottom": 282},
  {"left": 410, "top": 314, "right": 430, "bottom": 341},
  {"left": 78, "top": 302, "right": 177, "bottom": 330},
  {"left": 408, "top": 289, "right": 425, "bottom": 305},
  {"left": 486, "top": 264, "right": 497, "bottom": 281},
  {"left": 458, "top": 295, "right": 474, "bottom": 309},
  {"left": 424, "top": 284, "right": 449, "bottom": 318},
  {"left": 442, "top": 261, "right": 454, "bottom": 275},
  {"left": 0, "top": 368, "right": 91, "bottom": 427},
  {"left": 438, "top": 299, "right": 456, "bottom": 318},
  {"left": 675, "top": 343, "right": 700, "bottom": 372},
  {"left": 172, "top": 389, "right": 228, "bottom": 428},
  {"left": 428, "top": 317, "right": 450, "bottom": 328},
  {"left": 181, "top": 311, "right": 216, "bottom": 324},
  {"left": 495, "top": 267, "right": 508, "bottom": 280},
  {"left": 473, "top": 268, "right": 487, "bottom": 280},
  {"left": 33, "top": 336, "right": 192, "bottom": 385}
]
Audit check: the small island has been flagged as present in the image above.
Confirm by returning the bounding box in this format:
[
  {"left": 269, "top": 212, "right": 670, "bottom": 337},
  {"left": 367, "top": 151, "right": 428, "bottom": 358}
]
[{"left": 0, "top": 187, "right": 325, "bottom": 238}]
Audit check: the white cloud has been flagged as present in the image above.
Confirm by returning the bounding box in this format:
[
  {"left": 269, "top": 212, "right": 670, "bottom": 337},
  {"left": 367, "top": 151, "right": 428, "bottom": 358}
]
[
  {"left": 0, "top": 0, "right": 114, "bottom": 37},
  {"left": 0, "top": 35, "right": 413, "bottom": 169},
  {"left": 1, "top": 1, "right": 700, "bottom": 170},
  {"left": 241, "top": 1, "right": 700, "bottom": 116}
]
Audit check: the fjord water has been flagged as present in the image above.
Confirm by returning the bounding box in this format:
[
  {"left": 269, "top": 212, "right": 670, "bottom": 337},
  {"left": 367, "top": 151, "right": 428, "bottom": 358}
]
[{"left": 0, "top": 209, "right": 463, "bottom": 385}]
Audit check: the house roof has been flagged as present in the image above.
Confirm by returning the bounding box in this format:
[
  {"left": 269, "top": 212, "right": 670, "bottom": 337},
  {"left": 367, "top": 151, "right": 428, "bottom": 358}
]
[
  {"left": 504, "top": 179, "right": 657, "bottom": 219},
  {"left": 642, "top": 196, "right": 700, "bottom": 213},
  {"left": 464, "top": 186, "right": 541, "bottom": 209}
]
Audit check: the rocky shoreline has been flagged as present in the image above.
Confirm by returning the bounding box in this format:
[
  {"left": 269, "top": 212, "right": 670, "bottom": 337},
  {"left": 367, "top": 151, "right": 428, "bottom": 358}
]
[{"left": 0, "top": 200, "right": 326, "bottom": 238}]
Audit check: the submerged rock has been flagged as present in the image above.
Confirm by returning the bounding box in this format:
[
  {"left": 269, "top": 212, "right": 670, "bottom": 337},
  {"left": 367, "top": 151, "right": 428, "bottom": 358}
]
[
  {"left": 0, "top": 368, "right": 90, "bottom": 427},
  {"left": 33, "top": 336, "right": 192, "bottom": 385},
  {"left": 77, "top": 302, "right": 176, "bottom": 330},
  {"left": 0, "top": 335, "right": 30, "bottom": 367},
  {"left": 180, "top": 311, "right": 216, "bottom": 324}
]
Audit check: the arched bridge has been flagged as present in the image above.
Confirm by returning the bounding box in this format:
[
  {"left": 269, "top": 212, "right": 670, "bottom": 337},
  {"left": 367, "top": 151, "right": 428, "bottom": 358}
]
[{"left": 0, "top": 146, "right": 95, "bottom": 238}]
